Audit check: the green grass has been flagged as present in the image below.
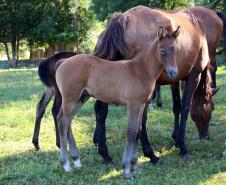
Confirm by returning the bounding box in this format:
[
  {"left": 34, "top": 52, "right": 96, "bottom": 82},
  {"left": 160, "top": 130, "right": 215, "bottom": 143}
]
[{"left": 0, "top": 67, "right": 226, "bottom": 185}]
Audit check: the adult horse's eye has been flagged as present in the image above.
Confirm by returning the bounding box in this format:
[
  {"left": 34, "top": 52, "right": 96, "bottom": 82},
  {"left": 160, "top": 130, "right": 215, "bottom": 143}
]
[{"left": 160, "top": 48, "right": 166, "bottom": 56}]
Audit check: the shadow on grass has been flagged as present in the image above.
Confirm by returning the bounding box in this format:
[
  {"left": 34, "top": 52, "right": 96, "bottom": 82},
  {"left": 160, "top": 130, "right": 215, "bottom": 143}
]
[{"left": 1, "top": 139, "right": 226, "bottom": 185}]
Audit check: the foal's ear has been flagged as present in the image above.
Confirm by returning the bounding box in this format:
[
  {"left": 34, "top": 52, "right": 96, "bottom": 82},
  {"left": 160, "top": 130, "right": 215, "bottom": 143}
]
[
  {"left": 157, "top": 26, "right": 165, "bottom": 39},
  {"left": 172, "top": 26, "right": 181, "bottom": 38}
]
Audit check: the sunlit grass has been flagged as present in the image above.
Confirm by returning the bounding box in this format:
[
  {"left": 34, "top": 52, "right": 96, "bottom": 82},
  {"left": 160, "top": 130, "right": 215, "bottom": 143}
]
[{"left": 0, "top": 67, "right": 226, "bottom": 184}]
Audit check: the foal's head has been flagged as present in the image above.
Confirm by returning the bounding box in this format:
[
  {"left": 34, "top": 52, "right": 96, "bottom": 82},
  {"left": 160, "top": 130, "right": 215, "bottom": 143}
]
[{"left": 157, "top": 26, "right": 180, "bottom": 79}]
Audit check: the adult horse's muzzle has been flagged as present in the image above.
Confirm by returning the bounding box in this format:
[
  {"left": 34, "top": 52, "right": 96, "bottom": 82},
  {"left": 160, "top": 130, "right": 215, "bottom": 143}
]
[{"left": 167, "top": 67, "right": 178, "bottom": 79}]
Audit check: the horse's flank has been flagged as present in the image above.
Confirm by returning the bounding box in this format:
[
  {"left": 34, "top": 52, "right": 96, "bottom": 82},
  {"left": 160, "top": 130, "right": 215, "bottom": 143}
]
[{"left": 56, "top": 39, "right": 161, "bottom": 106}]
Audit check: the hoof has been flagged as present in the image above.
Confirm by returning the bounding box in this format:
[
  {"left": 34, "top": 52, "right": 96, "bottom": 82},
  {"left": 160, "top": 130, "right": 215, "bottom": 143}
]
[
  {"left": 102, "top": 156, "right": 114, "bottom": 165},
  {"left": 56, "top": 142, "right": 60, "bottom": 149},
  {"left": 32, "top": 140, "right": 40, "bottom": 150},
  {"left": 180, "top": 151, "right": 190, "bottom": 158},
  {"left": 151, "top": 156, "right": 161, "bottom": 164},
  {"left": 223, "top": 150, "right": 226, "bottom": 159},
  {"left": 74, "top": 158, "right": 82, "bottom": 168},
  {"left": 124, "top": 173, "right": 133, "bottom": 180},
  {"left": 132, "top": 164, "right": 141, "bottom": 175},
  {"left": 63, "top": 162, "right": 72, "bottom": 172}
]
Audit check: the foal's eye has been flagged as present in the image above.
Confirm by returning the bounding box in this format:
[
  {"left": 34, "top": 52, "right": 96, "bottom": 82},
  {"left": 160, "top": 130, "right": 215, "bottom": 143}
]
[{"left": 160, "top": 48, "right": 166, "bottom": 56}]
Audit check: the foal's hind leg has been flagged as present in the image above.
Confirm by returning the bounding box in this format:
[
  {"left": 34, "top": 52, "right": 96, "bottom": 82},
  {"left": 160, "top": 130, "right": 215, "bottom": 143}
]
[
  {"left": 52, "top": 92, "right": 62, "bottom": 148},
  {"left": 32, "top": 87, "right": 53, "bottom": 150}
]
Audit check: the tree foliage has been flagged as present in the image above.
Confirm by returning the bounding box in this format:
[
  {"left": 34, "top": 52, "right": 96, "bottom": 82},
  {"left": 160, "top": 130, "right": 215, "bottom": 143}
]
[{"left": 91, "top": 0, "right": 225, "bottom": 21}]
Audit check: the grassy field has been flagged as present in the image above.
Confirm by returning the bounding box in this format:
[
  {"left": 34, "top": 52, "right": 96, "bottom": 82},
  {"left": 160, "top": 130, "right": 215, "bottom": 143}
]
[{"left": 0, "top": 67, "right": 226, "bottom": 185}]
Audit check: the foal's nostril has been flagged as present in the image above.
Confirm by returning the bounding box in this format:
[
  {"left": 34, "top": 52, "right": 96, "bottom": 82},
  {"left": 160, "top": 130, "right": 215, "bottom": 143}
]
[{"left": 168, "top": 69, "right": 178, "bottom": 79}]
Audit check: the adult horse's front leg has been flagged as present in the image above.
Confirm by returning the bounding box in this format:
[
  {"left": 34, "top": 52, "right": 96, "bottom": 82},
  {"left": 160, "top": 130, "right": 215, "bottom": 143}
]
[
  {"left": 123, "top": 102, "right": 144, "bottom": 179},
  {"left": 93, "top": 100, "right": 113, "bottom": 163},
  {"left": 171, "top": 82, "right": 181, "bottom": 143},
  {"left": 177, "top": 72, "right": 201, "bottom": 156},
  {"left": 140, "top": 104, "right": 160, "bottom": 163}
]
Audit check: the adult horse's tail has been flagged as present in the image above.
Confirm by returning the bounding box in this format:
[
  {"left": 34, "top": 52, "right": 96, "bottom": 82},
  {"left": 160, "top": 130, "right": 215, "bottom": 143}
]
[
  {"left": 94, "top": 14, "right": 128, "bottom": 60},
  {"left": 38, "top": 51, "right": 77, "bottom": 87},
  {"left": 216, "top": 11, "right": 226, "bottom": 54}
]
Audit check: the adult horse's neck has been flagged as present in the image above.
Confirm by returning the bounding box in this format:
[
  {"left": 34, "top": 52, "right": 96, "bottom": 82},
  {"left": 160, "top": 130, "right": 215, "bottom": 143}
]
[{"left": 133, "top": 39, "right": 163, "bottom": 81}]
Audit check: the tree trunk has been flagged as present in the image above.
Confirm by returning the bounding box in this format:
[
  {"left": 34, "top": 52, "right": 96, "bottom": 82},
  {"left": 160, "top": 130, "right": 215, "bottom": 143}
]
[
  {"left": 44, "top": 44, "right": 55, "bottom": 58},
  {"left": 3, "top": 42, "right": 11, "bottom": 66},
  {"left": 11, "top": 37, "right": 17, "bottom": 68},
  {"left": 16, "top": 36, "right": 20, "bottom": 61}
]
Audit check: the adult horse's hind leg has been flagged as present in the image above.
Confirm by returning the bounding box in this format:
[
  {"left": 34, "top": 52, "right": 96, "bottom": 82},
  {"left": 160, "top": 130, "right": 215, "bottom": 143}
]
[
  {"left": 177, "top": 72, "right": 201, "bottom": 156},
  {"left": 93, "top": 100, "right": 113, "bottom": 163},
  {"left": 140, "top": 104, "right": 160, "bottom": 163},
  {"left": 122, "top": 102, "right": 144, "bottom": 179},
  {"left": 52, "top": 92, "right": 62, "bottom": 148},
  {"left": 32, "top": 87, "right": 53, "bottom": 150},
  {"left": 171, "top": 82, "right": 181, "bottom": 143}
]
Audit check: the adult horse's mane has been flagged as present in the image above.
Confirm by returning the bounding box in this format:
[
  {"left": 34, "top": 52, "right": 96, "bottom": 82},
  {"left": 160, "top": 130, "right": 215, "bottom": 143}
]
[{"left": 93, "top": 14, "right": 129, "bottom": 60}]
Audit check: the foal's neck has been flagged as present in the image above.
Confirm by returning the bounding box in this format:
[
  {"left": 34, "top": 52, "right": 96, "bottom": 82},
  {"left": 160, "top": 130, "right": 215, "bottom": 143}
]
[{"left": 134, "top": 39, "right": 163, "bottom": 80}]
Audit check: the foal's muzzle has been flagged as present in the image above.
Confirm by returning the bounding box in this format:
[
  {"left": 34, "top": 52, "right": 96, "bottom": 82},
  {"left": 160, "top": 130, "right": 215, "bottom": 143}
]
[{"left": 167, "top": 68, "right": 178, "bottom": 79}]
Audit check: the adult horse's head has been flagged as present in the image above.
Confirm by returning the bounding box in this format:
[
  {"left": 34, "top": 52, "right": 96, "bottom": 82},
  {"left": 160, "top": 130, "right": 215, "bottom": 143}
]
[
  {"left": 157, "top": 26, "right": 180, "bottom": 79},
  {"left": 190, "top": 67, "right": 219, "bottom": 139}
]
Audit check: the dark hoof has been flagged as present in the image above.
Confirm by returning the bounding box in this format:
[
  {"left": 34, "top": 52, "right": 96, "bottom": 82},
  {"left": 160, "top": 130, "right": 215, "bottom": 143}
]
[
  {"left": 32, "top": 141, "right": 40, "bottom": 150},
  {"left": 103, "top": 157, "right": 115, "bottom": 165},
  {"left": 56, "top": 142, "right": 61, "bottom": 149},
  {"left": 180, "top": 151, "right": 189, "bottom": 158},
  {"left": 150, "top": 156, "right": 161, "bottom": 164}
]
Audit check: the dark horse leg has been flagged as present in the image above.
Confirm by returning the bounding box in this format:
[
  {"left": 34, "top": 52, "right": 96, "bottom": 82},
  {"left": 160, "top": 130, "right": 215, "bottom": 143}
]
[
  {"left": 140, "top": 104, "right": 160, "bottom": 163},
  {"left": 93, "top": 100, "right": 113, "bottom": 163},
  {"left": 32, "top": 87, "right": 53, "bottom": 150},
  {"left": 51, "top": 92, "right": 62, "bottom": 149},
  {"left": 176, "top": 72, "right": 201, "bottom": 156},
  {"left": 156, "top": 85, "right": 163, "bottom": 109},
  {"left": 171, "top": 82, "right": 181, "bottom": 144}
]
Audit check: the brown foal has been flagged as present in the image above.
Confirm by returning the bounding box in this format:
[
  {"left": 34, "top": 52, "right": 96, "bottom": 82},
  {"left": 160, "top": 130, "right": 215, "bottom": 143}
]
[{"left": 55, "top": 27, "right": 181, "bottom": 178}]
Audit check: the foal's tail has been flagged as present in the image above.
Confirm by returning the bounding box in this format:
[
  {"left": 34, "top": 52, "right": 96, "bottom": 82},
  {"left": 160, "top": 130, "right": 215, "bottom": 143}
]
[
  {"left": 94, "top": 14, "right": 129, "bottom": 60},
  {"left": 216, "top": 11, "right": 226, "bottom": 54},
  {"left": 38, "top": 51, "right": 77, "bottom": 87}
]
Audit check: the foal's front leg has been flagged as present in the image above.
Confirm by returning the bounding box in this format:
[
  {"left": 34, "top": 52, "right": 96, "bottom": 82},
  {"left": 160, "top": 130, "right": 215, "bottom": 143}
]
[{"left": 122, "top": 102, "right": 144, "bottom": 179}]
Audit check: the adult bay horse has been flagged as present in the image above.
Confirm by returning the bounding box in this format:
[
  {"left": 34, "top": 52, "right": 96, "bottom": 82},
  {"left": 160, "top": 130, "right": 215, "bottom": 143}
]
[
  {"left": 153, "top": 6, "right": 225, "bottom": 110},
  {"left": 55, "top": 17, "right": 208, "bottom": 178},
  {"left": 93, "top": 6, "right": 215, "bottom": 163},
  {"left": 32, "top": 51, "right": 77, "bottom": 150}
]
